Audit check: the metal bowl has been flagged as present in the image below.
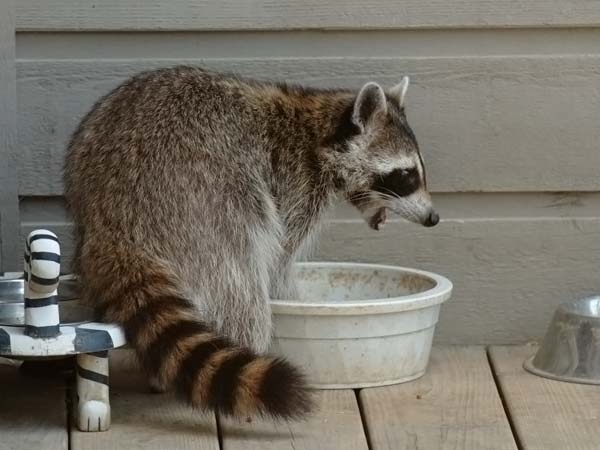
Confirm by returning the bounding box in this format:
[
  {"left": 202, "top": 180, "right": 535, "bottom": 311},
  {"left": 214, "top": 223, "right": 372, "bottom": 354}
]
[
  {"left": 524, "top": 296, "right": 600, "bottom": 385},
  {"left": 0, "top": 275, "right": 92, "bottom": 325}
]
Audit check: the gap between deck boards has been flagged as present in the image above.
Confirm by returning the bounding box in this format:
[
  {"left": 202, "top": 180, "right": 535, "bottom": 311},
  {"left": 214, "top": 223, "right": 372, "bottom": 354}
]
[{"left": 486, "top": 347, "right": 524, "bottom": 450}]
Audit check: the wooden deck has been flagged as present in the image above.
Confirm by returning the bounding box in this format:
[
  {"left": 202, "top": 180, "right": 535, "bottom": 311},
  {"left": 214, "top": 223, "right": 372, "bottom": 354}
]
[{"left": 2, "top": 345, "right": 599, "bottom": 450}]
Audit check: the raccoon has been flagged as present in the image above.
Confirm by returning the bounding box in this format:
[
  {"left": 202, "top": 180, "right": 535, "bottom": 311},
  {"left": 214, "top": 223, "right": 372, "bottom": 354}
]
[{"left": 63, "top": 66, "right": 438, "bottom": 420}]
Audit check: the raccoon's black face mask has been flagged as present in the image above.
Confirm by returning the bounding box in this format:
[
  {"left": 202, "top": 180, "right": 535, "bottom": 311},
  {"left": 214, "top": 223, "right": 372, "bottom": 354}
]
[{"left": 342, "top": 78, "right": 439, "bottom": 229}]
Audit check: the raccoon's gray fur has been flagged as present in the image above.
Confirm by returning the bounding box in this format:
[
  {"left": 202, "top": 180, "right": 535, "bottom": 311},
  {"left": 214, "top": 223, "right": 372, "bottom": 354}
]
[{"left": 63, "top": 66, "right": 438, "bottom": 419}]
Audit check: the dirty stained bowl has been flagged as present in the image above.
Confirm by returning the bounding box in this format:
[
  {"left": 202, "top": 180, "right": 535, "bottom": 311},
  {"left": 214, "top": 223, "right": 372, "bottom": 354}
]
[
  {"left": 270, "top": 262, "right": 453, "bottom": 389},
  {"left": 524, "top": 296, "right": 600, "bottom": 385}
]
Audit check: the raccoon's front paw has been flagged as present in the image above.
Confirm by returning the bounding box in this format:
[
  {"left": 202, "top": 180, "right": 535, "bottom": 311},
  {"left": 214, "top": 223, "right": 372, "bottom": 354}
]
[
  {"left": 148, "top": 376, "right": 169, "bottom": 393},
  {"left": 369, "top": 207, "right": 387, "bottom": 230}
]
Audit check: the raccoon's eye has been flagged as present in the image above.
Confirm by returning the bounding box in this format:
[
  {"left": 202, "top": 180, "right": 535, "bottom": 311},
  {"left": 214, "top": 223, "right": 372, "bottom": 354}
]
[
  {"left": 407, "top": 168, "right": 420, "bottom": 178},
  {"left": 372, "top": 167, "right": 420, "bottom": 197},
  {"left": 397, "top": 168, "right": 417, "bottom": 180}
]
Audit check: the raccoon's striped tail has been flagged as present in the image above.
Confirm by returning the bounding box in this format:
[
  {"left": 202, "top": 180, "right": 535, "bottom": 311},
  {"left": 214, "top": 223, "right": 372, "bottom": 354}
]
[{"left": 94, "top": 260, "right": 312, "bottom": 420}]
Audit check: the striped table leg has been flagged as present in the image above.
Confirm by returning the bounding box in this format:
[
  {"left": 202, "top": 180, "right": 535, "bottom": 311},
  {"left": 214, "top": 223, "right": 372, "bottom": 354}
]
[
  {"left": 24, "top": 230, "right": 61, "bottom": 338},
  {"left": 76, "top": 351, "right": 111, "bottom": 432},
  {"left": 24, "top": 237, "right": 30, "bottom": 285}
]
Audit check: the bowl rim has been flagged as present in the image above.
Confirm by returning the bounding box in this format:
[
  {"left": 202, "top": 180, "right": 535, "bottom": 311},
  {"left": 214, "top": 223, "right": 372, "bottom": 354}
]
[
  {"left": 0, "top": 272, "right": 27, "bottom": 281},
  {"left": 524, "top": 355, "right": 600, "bottom": 385},
  {"left": 0, "top": 274, "right": 79, "bottom": 304},
  {"left": 558, "top": 295, "right": 600, "bottom": 319},
  {"left": 0, "top": 273, "right": 77, "bottom": 281},
  {"left": 271, "top": 262, "right": 453, "bottom": 316},
  {"left": 2, "top": 266, "right": 454, "bottom": 316}
]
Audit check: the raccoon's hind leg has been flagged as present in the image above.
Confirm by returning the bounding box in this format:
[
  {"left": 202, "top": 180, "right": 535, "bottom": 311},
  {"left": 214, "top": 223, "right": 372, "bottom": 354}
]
[
  {"left": 207, "top": 228, "right": 281, "bottom": 354},
  {"left": 210, "top": 265, "right": 272, "bottom": 354},
  {"left": 270, "top": 254, "right": 300, "bottom": 301}
]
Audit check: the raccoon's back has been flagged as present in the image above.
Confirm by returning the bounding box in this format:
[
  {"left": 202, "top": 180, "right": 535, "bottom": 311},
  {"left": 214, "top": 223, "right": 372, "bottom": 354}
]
[
  {"left": 67, "top": 69, "right": 234, "bottom": 194},
  {"left": 64, "top": 67, "right": 271, "bottom": 239}
]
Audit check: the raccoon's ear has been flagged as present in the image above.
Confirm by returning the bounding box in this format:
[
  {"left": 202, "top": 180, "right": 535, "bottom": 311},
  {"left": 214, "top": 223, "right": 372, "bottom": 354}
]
[
  {"left": 352, "top": 82, "right": 387, "bottom": 132},
  {"left": 390, "top": 76, "right": 410, "bottom": 107}
]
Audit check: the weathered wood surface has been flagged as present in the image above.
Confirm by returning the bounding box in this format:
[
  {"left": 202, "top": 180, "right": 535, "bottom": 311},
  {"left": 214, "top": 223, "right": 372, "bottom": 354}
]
[
  {"left": 0, "top": 0, "right": 19, "bottom": 271},
  {"left": 21, "top": 191, "right": 600, "bottom": 223},
  {"left": 330, "top": 191, "right": 600, "bottom": 220},
  {"left": 17, "top": 29, "right": 600, "bottom": 60},
  {"left": 220, "top": 390, "right": 369, "bottom": 450},
  {"left": 15, "top": 0, "right": 600, "bottom": 31},
  {"left": 319, "top": 218, "right": 600, "bottom": 345},
  {"left": 71, "top": 350, "right": 220, "bottom": 450},
  {"left": 0, "top": 361, "right": 68, "bottom": 450},
  {"left": 16, "top": 56, "right": 600, "bottom": 195},
  {"left": 3, "top": 346, "right": 600, "bottom": 449},
  {"left": 360, "top": 346, "right": 517, "bottom": 450},
  {"left": 20, "top": 212, "right": 600, "bottom": 345},
  {"left": 489, "top": 345, "right": 600, "bottom": 450}
]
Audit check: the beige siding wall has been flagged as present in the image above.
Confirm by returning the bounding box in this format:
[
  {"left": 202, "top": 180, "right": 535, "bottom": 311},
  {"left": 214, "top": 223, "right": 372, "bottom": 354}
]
[{"left": 3, "top": 1, "right": 600, "bottom": 343}]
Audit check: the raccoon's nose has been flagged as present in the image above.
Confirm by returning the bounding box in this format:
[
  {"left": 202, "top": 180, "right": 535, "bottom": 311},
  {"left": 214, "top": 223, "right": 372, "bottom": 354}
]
[{"left": 424, "top": 210, "right": 440, "bottom": 227}]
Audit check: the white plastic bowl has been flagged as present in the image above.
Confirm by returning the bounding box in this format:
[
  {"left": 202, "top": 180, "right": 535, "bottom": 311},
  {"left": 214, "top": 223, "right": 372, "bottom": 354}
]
[{"left": 270, "top": 262, "right": 453, "bottom": 389}]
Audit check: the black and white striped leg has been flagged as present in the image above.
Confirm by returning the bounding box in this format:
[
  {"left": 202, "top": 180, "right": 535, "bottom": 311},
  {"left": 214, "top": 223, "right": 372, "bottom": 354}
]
[
  {"left": 24, "top": 230, "right": 61, "bottom": 338},
  {"left": 76, "top": 351, "right": 111, "bottom": 432}
]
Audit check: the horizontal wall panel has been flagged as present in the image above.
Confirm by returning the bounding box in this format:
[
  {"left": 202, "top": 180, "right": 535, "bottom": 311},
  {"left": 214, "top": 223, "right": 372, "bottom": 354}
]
[
  {"left": 19, "top": 213, "right": 600, "bottom": 344},
  {"left": 332, "top": 191, "right": 600, "bottom": 220},
  {"left": 17, "top": 56, "right": 600, "bottom": 195},
  {"left": 319, "top": 218, "right": 600, "bottom": 345},
  {"left": 16, "top": 28, "right": 600, "bottom": 60},
  {"left": 16, "top": 0, "right": 600, "bottom": 32},
  {"left": 17, "top": 29, "right": 600, "bottom": 60},
  {"left": 20, "top": 191, "right": 600, "bottom": 224}
]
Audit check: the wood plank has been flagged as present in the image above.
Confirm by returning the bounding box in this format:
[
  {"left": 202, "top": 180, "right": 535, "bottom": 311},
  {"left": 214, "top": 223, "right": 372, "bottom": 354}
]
[
  {"left": 16, "top": 55, "right": 600, "bottom": 195},
  {"left": 19, "top": 215, "right": 600, "bottom": 345},
  {"left": 20, "top": 191, "right": 600, "bottom": 226},
  {"left": 71, "top": 349, "right": 220, "bottom": 450},
  {"left": 0, "top": 361, "right": 68, "bottom": 450},
  {"left": 331, "top": 191, "right": 600, "bottom": 220},
  {"left": 220, "top": 389, "right": 369, "bottom": 450},
  {"left": 0, "top": 0, "right": 20, "bottom": 271},
  {"left": 15, "top": 0, "right": 600, "bottom": 31},
  {"left": 17, "top": 29, "right": 600, "bottom": 60},
  {"left": 359, "top": 346, "right": 517, "bottom": 450},
  {"left": 320, "top": 217, "right": 600, "bottom": 346},
  {"left": 490, "top": 345, "right": 600, "bottom": 450}
]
